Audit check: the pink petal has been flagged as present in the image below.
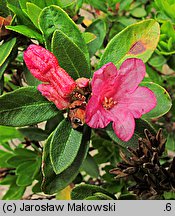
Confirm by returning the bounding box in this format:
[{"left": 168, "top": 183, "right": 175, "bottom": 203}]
[
  {"left": 117, "top": 86, "right": 157, "bottom": 118},
  {"left": 76, "top": 77, "right": 90, "bottom": 88},
  {"left": 111, "top": 109, "right": 135, "bottom": 142},
  {"left": 85, "top": 96, "right": 111, "bottom": 128},
  {"left": 24, "top": 44, "right": 59, "bottom": 82},
  {"left": 38, "top": 84, "right": 70, "bottom": 110},
  {"left": 91, "top": 62, "right": 118, "bottom": 96},
  {"left": 50, "top": 67, "right": 76, "bottom": 97},
  {"left": 114, "top": 58, "right": 146, "bottom": 99}
]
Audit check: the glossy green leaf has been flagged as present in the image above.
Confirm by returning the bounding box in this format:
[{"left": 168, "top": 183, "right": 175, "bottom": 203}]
[
  {"left": 45, "top": 113, "right": 64, "bottom": 133},
  {"left": 16, "top": 159, "right": 41, "bottom": 186},
  {"left": 0, "top": 151, "right": 14, "bottom": 168},
  {"left": 86, "top": 19, "right": 106, "bottom": 57},
  {"left": 16, "top": 160, "right": 40, "bottom": 175},
  {"left": 155, "top": 0, "right": 175, "bottom": 21},
  {"left": 141, "top": 82, "right": 172, "bottom": 119},
  {"left": 81, "top": 153, "right": 99, "bottom": 178},
  {"left": 84, "top": 0, "right": 107, "bottom": 12},
  {"left": 146, "top": 64, "right": 163, "bottom": 85},
  {"left": 26, "top": 2, "right": 42, "bottom": 29},
  {"left": 85, "top": 193, "right": 114, "bottom": 200},
  {"left": 0, "top": 38, "right": 16, "bottom": 67},
  {"left": 13, "top": 148, "right": 38, "bottom": 157},
  {"left": 0, "top": 58, "right": 10, "bottom": 79},
  {"left": 166, "top": 133, "right": 175, "bottom": 151},
  {"left": 0, "top": 126, "right": 23, "bottom": 142},
  {"left": 50, "top": 119, "right": 83, "bottom": 174},
  {"left": 99, "top": 19, "right": 160, "bottom": 67},
  {"left": 2, "top": 181, "right": 26, "bottom": 200},
  {"left": 51, "top": 30, "right": 90, "bottom": 79},
  {"left": 7, "top": 3, "right": 35, "bottom": 28},
  {"left": 130, "top": 7, "right": 147, "bottom": 18},
  {"left": 16, "top": 175, "right": 34, "bottom": 187},
  {"left": 18, "top": 127, "right": 48, "bottom": 141},
  {"left": 6, "top": 25, "right": 43, "bottom": 43},
  {"left": 71, "top": 184, "right": 116, "bottom": 200},
  {"left": 0, "top": 175, "right": 16, "bottom": 185},
  {"left": 39, "top": 5, "right": 89, "bottom": 61},
  {"left": 83, "top": 32, "right": 96, "bottom": 44},
  {"left": 23, "top": 66, "right": 41, "bottom": 86},
  {"left": 6, "top": 148, "right": 38, "bottom": 168},
  {"left": 0, "top": 87, "right": 59, "bottom": 127},
  {"left": 19, "top": 0, "right": 45, "bottom": 9},
  {"left": 106, "top": 118, "right": 156, "bottom": 148},
  {"left": 42, "top": 125, "right": 90, "bottom": 194},
  {"left": 0, "top": 76, "right": 3, "bottom": 95}
]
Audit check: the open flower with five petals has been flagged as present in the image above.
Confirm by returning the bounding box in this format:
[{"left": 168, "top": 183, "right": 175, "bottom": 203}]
[{"left": 85, "top": 58, "right": 157, "bottom": 141}]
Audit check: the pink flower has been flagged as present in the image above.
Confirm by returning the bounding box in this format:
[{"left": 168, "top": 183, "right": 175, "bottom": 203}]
[
  {"left": 85, "top": 58, "right": 157, "bottom": 141},
  {"left": 24, "top": 44, "right": 76, "bottom": 109}
]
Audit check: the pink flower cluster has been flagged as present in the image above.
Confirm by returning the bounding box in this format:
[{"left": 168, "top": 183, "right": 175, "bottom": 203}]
[{"left": 24, "top": 45, "right": 157, "bottom": 141}]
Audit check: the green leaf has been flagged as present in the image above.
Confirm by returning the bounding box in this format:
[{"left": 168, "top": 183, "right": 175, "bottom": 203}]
[
  {"left": 0, "top": 0, "right": 11, "bottom": 16},
  {"left": 18, "top": 127, "right": 48, "bottom": 141},
  {"left": 0, "top": 175, "right": 16, "bottom": 185},
  {"left": 81, "top": 153, "right": 99, "bottom": 178},
  {"left": 130, "top": 7, "right": 147, "bottom": 18},
  {"left": 84, "top": 0, "right": 107, "bottom": 12},
  {"left": 16, "top": 175, "right": 34, "bottom": 187},
  {"left": 0, "top": 151, "right": 14, "bottom": 168},
  {"left": 99, "top": 19, "right": 160, "bottom": 67},
  {"left": 39, "top": 5, "right": 89, "bottom": 60},
  {"left": 83, "top": 32, "right": 97, "bottom": 44},
  {"left": 148, "top": 55, "right": 166, "bottom": 68},
  {"left": 6, "top": 25, "right": 43, "bottom": 43},
  {"left": 2, "top": 182, "right": 26, "bottom": 200},
  {"left": 7, "top": 3, "right": 35, "bottom": 28},
  {"left": 13, "top": 148, "right": 38, "bottom": 157},
  {"left": 19, "top": 0, "right": 46, "bottom": 9},
  {"left": 0, "top": 76, "right": 4, "bottom": 95},
  {"left": 0, "top": 58, "right": 10, "bottom": 79},
  {"left": 71, "top": 184, "right": 116, "bottom": 200},
  {"left": 45, "top": 113, "right": 64, "bottom": 133},
  {"left": 0, "top": 87, "right": 59, "bottom": 126},
  {"left": 7, "top": 156, "right": 35, "bottom": 167},
  {"left": 106, "top": 118, "right": 156, "bottom": 148},
  {"left": 50, "top": 119, "right": 83, "bottom": 174},
  {"left": 166, "top": 133, "right": 175, "bottom": 151},
  {"left": 0, "top": 126, "right": 23, "bottom": 142},
  {"left": 16, "top": 159, "right": 41, "bottom": 186},
  {"left": 42, "top": 125, "right": 91, "bottom": 194},
  {"left": 86, "top": 19, "right": 106, "bottom": 57},
  {"left": 146, "top": 64, "right": 163, "bottom": 85},
  {"left": 85, "top": 193, "right": 114, "bottom": 200},
  {"left": 26, "top": 2, "right": 42, "bottom": 29},
  {"left": 16, "top": 160, "right": 38, "bottom": 178},
  {"left": 23, "top": 66, "right": 41, "bottom": 86},
  {"left": 141, "top": 82, "right": 172, "bottom": 119},
  {"left": 0, "top": 38, "right": 16, "bottom": 67},
  {"left": 51, "top": 30, "right": 90, "bottom": 79}
]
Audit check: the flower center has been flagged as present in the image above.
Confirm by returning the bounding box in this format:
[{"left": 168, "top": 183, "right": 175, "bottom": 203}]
[{"left": 102, "top": 97, "right": 116, "bottom": 110}]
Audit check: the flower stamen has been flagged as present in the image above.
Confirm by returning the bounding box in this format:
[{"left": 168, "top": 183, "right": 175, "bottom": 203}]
[{"left": 102, "top": 97, "right": 116, "bottom": 110}]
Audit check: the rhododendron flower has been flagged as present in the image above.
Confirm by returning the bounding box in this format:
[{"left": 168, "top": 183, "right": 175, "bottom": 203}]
[
  {"left": 24, "top": 44, "right": 76, "bottom": 110},
  {"left": 85, "top": 58, "right": 157, "bottom": 141}
]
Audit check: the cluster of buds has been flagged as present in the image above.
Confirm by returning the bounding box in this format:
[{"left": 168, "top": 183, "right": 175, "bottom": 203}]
[
  {"left": 110, "top": 129, "right": 175, "bottom": 199},
  {"left": 24, "top": 45, "right": 90, "bottom": 129}
]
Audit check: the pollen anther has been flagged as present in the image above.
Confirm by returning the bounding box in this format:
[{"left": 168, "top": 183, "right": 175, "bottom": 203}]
[{"left": 102, "top": 97, "right": 116, "bottom": 110}]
